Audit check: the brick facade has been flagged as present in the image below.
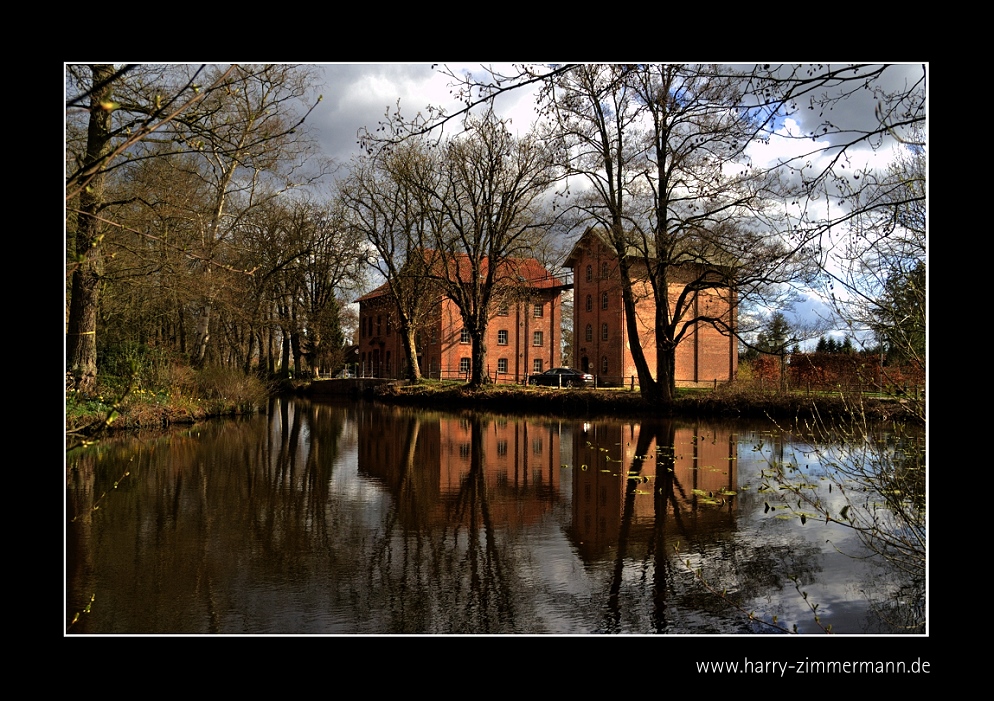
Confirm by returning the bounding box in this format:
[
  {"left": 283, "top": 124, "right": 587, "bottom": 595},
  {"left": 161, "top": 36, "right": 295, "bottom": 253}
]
[
  {"left": 565, "top": 227, "right": 737, "bottom": 387},
  {"left": 357, "top": 257, "right": 564, "bottom": 382}
]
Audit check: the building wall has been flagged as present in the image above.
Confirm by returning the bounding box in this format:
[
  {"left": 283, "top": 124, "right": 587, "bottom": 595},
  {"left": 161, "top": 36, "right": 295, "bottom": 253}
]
[
  {"left": 358, "top": 284, "right": 562, "bottom": 382},
  {"left": 356, "top": 293, "right": 406, "bottom": 378},
  {"left": 568, "top": 230, "right": 737, "bottom": 387}
]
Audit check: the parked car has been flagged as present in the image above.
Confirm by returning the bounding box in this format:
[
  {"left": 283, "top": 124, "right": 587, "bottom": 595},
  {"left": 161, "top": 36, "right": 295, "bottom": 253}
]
[{"left": 528, "top": 367, "right": 595, "bottom": 387}]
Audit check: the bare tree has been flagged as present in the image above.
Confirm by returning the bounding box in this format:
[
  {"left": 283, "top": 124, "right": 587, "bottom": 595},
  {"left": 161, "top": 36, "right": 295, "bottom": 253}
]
[
  {"left": 66, "top": 64, "right": 325, "bottom": 390},
  {"left": 339, "top": 140, "right": 442, "bottom": 382},
  {"left": 67, "top": 65, "right": 115, "bottom": 394},
  {"left": 174, "top": 64, "right": 326, "bottom": 367},
  {"left": 411, "top": 110, "right": 560, "bottom": 387},
  {"left": 826, "top": 127, "right": 925, "bottom": 355},
  {"left": 359, "top": 63, "right": 925, "bottom": 403},
  {"left": 542, "top": 64, "right": 811, "bottom": 403}
]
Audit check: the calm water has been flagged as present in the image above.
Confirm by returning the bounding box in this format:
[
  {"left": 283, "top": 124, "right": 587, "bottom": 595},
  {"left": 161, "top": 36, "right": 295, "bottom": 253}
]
[{"left": 65, "top": 398, "right": 925, "bottom": 634}]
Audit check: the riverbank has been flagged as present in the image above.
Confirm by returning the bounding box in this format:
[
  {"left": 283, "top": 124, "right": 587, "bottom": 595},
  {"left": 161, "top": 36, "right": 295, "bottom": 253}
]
[
  {"left": 364, "top": 381, "right": 923, "bottom": 424},
  {"left": 66, "top": 378, "right": 922, "bottom": 449},
  {"left": 65, "top": 368, "right": 275, "bottom": 449}
]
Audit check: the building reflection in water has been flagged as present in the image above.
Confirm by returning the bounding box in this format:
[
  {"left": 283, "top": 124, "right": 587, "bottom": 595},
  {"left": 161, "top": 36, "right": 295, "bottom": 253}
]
[
  {"left": 570, "top": 420, "right": 738, "bottom": 561},
  {"left": 357, "top": 409, "right": 563, "bottom": 530}
]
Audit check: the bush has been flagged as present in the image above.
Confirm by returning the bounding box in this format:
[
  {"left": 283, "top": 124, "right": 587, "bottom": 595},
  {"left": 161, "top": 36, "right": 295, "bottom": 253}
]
[
  {"left": 192, "top": 365, "right": 269, "bottom": 410},
  {"left": 97, "top": 341, "right": 173, "bottom": 392}
]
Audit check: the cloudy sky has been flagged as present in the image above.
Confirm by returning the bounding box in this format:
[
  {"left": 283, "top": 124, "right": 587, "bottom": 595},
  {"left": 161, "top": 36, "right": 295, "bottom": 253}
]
[
  {"left": 309, "top": 63, "right": 543, "bottom": 164},
  {"left": 308, "top": 62, "right": 924, "bottom": 164},
  {"left": 301, "top": 63, "right": 925, "bottom": 345}
]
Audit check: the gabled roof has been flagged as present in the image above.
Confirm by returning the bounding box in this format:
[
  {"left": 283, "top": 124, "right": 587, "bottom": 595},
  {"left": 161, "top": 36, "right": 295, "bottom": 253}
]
[
  {"left": 431, "top": 251, "right": 562, "bottom": 290},
  {"left": 355, "top": 282, "right": 392, "bottom": 303},
  {"left": 564, "top": 225, "right": 740, "bottom": 274},
  {"left": 564, "top": 226, "right": 641, "bottom": 269},
  {"left": 357, "top": 252, "right": 563, "bottom": 304}
]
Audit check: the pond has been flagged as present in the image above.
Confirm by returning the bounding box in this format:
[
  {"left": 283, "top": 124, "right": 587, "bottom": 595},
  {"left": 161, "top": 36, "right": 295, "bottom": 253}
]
[{"left": 65, "top": 397, "right": 925, "bottom": 635}]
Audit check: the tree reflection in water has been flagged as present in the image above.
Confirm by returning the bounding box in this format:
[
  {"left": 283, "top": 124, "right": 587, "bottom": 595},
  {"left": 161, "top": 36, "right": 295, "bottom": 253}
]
[{"left": 66, "top": 399, "right": 923, "bottom": 634}]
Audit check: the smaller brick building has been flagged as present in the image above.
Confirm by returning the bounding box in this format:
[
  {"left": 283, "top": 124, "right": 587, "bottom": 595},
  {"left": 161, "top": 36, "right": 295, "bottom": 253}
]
[
  {"left": 564, "top": 227, "right": 737, "bottom": 386},
  {"left": 356, "top": 256, "right": 566, "bottom": 382}
]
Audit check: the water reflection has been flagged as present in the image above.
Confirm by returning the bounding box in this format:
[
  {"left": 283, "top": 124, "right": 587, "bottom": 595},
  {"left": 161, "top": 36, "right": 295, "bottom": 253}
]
[{"left": 66, "top": 398, "right": 922, "bottom": 634}]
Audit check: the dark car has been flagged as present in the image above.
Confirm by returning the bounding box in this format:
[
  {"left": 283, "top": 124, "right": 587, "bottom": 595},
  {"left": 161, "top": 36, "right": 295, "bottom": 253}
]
[{"left": 528, "top": 367, "right": 595, "bottom": 387}]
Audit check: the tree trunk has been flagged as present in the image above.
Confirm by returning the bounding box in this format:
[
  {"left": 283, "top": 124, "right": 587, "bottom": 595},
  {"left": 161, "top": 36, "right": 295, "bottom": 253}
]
[
  {"left": 469, "top": 326, "right": 489, "bottom": 388},
  {"left": 281, "top": 331, "right": 291, "bottom": 377},
  {"left": 615, "top": 255, "right": 656, "bottom": 400},
  {"left": 190, "top": 303, "right": 211, "bottom": 368},
  {"left": 400, "top": 325, "right": 422, "bottom": 383},
  {"left": 66, "top": 65, "right": 114, "bottom": 396},
  {"left": 655, "top": 342, "right": 677, "bottom": 404}
]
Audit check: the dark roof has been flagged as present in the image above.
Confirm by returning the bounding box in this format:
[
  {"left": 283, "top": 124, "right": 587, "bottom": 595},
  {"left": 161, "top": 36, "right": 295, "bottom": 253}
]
[{"left": 356, "top": 253, "right": 563, "bottom": 304}]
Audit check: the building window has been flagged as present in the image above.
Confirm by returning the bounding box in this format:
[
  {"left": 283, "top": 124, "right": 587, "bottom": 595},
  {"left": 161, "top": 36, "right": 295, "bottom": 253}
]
[
  {"left": 386, "top": 316, "right": 392, "bottom": 335},
  {"left": 497, "top": 440, "right": 508, "bottom": 457},
  {"left": 532, "top": 438, "right": 543, "bottom": 455},
  {"left": 460, "top": 357, "right": 470, "bottom": 374},
  {"left": 497, "top": 329, "right": 508, "bottom": 345},
  {"left": 533, "top": 303, "right": 543, "bottom": 318},
  {"left": 459, "top": 443, "right": 470, "bottom": 459},
  {"left": 533, "top": 358, "right": 543, "bottom": 373},
  {"left": 376, "top": 315, "right": 382, "bottom": 335},
  {"left": 533, "top": 331, "right": 543, "bottom": 347},
  {"left": 460, "top": 328, "right": 470, "bottom": 344},
  {"left": 601, "top": 292, "right": 609, "bottom": 309},
  {"left": 585, "top": 324, "right": 593, "bottom": 342},
  {"left": 586, "top": 265, "right": 592, "bottom": 282},
  {"left": 602, "top": 323, "right": 609, "bottom": 341},
  {"left": 497, "top": 302, "right": 509, "bottom": 316},
  {"left": 585, "top": 295, "right": 592, "bottom": 312},
  {"left": 497, "top": 358, "right": 508, "bottom": 374},
  {"left": 430, "top": 327, "right": 437, "bottom": 344},
  {"left": 601, "top": 356, "right": 609, "bottom": 374},
  {"left": 602, "top": 261, "right": 609, "bottom": 279}
]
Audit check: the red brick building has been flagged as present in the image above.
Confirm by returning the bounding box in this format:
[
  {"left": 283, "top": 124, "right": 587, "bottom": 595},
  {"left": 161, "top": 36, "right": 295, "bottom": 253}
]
[
  {"left": 356, "top": 256, "right": 566, "bottom": 382},
  {"left": 564, "top": 227, "right": 737, "bottom": 386}
]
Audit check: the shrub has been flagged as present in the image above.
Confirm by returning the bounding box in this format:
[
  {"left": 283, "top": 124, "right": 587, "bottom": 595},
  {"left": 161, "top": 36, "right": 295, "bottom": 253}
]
[{"left": 193, "top": 365, "right": 269, "bottom": 410}]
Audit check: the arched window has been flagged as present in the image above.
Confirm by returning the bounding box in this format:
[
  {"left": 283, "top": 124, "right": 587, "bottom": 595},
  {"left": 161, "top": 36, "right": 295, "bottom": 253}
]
[
  {"left": 586, "top": 265, "right": 592, "bottom": 282},
  {"left": 601, "top": 356, "right": 609, "bottom": 374},
  {"left": 602, "top": 323, "right": 608, "bottom": 341},
  {"left": 585, "top": 324, "right": 592, "bottom": 342},
  {"left": 602, "top": 261, "right": 609, "bottom": 279},
  {"left": 585, "top": 295, "right": 592, "bottom": 312},
  {"left": 601, "top": 292, "right": 609, "bottom": 309}
]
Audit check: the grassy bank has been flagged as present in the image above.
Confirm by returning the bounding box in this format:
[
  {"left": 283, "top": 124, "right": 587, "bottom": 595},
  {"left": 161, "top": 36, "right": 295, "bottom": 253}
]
[
  {"left": 370, "top": 380, "right": 923, "bottom": 423},
  {"left": 67, "top": 371, "right": 923, "bottom": 450},
  {"left": 66, "top": 365, "right": 272, "bottom": 448}
]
